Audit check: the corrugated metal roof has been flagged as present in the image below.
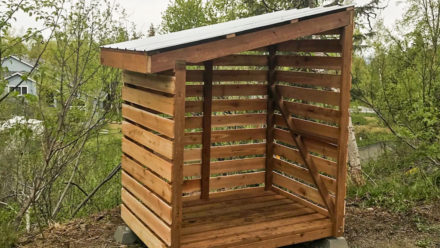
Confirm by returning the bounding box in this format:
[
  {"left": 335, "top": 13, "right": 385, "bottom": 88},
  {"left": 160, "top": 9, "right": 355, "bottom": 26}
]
[{"left": 102, "top": 5, "right": 353, "bottom": 53}]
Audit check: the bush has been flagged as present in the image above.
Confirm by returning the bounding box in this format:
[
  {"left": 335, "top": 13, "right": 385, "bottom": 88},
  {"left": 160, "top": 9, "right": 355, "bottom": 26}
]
[{"left": 348, "top": 143, "right": 440, "bottom": 212}]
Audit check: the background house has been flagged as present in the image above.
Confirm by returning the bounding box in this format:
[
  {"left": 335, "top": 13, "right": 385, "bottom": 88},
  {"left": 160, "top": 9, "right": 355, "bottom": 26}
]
[{"left": 1, "top": 55, "right": 37, "bottom": 96}]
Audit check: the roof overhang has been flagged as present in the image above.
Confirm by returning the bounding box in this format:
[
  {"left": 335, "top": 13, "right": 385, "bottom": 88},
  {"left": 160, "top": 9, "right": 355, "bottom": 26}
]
[{"left": 101, "top": 6, "right": 354, "bottom": 74}]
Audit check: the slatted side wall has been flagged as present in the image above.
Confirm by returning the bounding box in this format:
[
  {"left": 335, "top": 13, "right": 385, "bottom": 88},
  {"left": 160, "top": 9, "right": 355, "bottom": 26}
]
[
  {"left": 182, "top": 58, "right": 269, "bottom": 200},
  {"left": 121, "top": 70, "right": 177, "bottom": 248},
  {"left": 268, "top": 30, "right": 343, "bottom": 215}
]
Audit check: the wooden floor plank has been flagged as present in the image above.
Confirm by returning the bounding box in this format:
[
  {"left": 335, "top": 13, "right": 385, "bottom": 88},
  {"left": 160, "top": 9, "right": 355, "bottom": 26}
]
[
  {"left": 183, "top": 189, "right": 274, "bottom": 207},
  {"left": 182, "top": 212, "right": 325, "bottom": 244},
  {"left": 182, "top": 203, "right": 307, "bottom": 234},
  {"left": 228, "top": 228, "right": 333, "bottom": 248},
  {"left": 181, "top": 219, "right": 332, "bottom": 248},
  {"left": 183, "top": 194, "right": 284, "bottom": 213},
  {"left": 180, "top": 190, "right": 332, "bottom": 247},
  {"left": 183, "top": 198, "right": 293, "bottom": 220}
]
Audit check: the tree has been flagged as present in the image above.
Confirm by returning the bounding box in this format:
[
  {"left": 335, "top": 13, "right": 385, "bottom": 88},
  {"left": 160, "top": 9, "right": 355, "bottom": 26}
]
[
  {"left": 353, "top": 0, "right": 440, "bottom": 167},
  {"left": 0, "top": 0, "right": 135, "bottom": 233},
  {"left": 161, "top": 0, "right": 213, "bottom": 33},
  {"left": 148, "top": 23, "right": 156, "bottom": 37},
  {"left": 0, "top": 0, "right": 63, "bottom": 101}
]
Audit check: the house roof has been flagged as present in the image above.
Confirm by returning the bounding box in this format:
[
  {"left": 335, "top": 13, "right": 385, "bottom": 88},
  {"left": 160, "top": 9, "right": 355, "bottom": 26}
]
[
  {"left": 5, "top": 72, "right": 36, "bottom": 83},
  {"left": 102, "top": 4, "right": 353, "bottom": 54},
  {"left": 2, "top": 55, "right": 35, "bottom": 69}
]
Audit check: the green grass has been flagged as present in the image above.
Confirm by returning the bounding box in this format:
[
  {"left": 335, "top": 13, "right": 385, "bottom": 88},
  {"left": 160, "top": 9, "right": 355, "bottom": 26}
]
[{"left": 351, "top": 112, "right": 396, "bottom": 147}]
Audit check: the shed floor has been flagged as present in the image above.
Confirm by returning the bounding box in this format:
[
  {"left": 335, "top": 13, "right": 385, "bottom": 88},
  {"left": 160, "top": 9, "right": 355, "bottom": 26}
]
[{"left": 181, "top": 190, "right": 332, "bottom": 248}]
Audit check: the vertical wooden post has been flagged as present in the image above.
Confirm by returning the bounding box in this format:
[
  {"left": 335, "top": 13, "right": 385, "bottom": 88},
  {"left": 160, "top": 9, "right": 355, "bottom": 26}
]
[
  {"left": 334, "top": 9, "right": 354, "bottom": 237},
  {"left": 265, "top": 45, "right": 277, "bottom": 190},
  {"left": 171, "top": 60, "right": 186, "bottom": 247},
  {"left": 201, "top": 60, "right": 213, "bottom": 199}
]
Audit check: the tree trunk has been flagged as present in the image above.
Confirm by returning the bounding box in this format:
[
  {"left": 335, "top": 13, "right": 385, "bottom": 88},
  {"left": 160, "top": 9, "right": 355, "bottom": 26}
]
[{"left": 347, "top": 116, "right": 365, "bottom": 185}]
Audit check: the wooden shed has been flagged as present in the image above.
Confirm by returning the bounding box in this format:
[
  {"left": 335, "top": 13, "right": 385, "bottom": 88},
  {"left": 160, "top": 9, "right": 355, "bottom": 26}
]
[{"left": 101, "top": 5, "right": 354, "bottom": 248}]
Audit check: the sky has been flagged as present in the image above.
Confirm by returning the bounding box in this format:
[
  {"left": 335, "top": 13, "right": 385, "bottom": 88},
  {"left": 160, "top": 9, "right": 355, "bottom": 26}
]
[{"left": 10, "top": 0, "right": 408, "bottom": 37}]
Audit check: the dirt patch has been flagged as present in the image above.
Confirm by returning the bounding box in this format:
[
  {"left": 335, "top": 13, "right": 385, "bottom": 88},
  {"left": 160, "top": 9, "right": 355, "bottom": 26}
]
[
  {"left": 17, "top": 207, "right": 142, "bottom": 248},
  {"left": 345, "top": 201, "right": 440, "bottom": 248},
  {"left": 17, "top": 203, "right": 440, "bottom": 248}
]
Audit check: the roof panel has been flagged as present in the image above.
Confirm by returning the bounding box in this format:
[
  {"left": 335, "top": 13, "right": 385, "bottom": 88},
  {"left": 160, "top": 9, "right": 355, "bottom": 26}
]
[{"left": 102, "top": 5, "right": 353, "bottom": 53}]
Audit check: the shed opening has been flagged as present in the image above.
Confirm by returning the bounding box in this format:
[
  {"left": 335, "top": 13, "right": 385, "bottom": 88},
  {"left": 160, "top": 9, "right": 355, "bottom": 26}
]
[{"left": 101, "top": 5, "right": 354, "bottom": 248}]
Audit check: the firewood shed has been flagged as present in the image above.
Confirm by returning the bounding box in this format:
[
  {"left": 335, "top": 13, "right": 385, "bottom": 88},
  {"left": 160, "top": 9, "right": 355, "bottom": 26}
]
[{"left": 100, "top": 4, "right": 354, "bottom": 248}]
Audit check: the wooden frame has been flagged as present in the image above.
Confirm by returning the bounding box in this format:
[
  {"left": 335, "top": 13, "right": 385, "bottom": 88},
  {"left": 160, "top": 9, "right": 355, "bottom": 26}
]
[{"left": 103, "top": 7, "right": 354, "bottom": 248}]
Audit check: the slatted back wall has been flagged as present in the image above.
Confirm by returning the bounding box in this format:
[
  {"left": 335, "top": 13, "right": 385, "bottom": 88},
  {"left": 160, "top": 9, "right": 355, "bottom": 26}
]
[
  {"left": 182, "top": 55, "right": 270, "bottom": 200},
  {"left": 270, "top": 29, "right": 343, "bottom": 215},
  {"left": 120, "top": 70, "right": 177, "bottom": 248}
]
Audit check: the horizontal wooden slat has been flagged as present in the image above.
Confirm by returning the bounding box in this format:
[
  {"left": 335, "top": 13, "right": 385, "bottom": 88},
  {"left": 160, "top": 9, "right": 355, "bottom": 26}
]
[
  {"left": 273, "top": 158, "right": 336, "bottom": 193},
  {"left": 122, "top": 138, "right": 173, "bottom": 181},
  {"left": 273, "top": 172, "right": 327, "bottom": 206},
  {"left": 123, "top": 70, "right": 175, "bottom": 94},
  {"left": 183, "top": 157, "right": 266, "bottom": 177},
  {"left": 277, "top": 39, "right": 342, "bottom": 53},
  {"left": 122, "top": 86, "right": 175, "bottom": 116},
  {"left": 123, "top": 121, "right": 173, "bottom": 159},
  {"left": 274, "top": 114, "right": 339, "bottom": 142},
  {"left": 122, "top": 189, "right": 171, "bottom": 246},
  {"left": 121, "top": 205, "right": 167, "bottom": 248},
  {"left": 186, "top": 84, "right": 267, "bottom": 97},
  {"left": 277, "top": 56, "right": 342, "bottom": 70},
  {"left": 183, "top": 171, "right": 265, "bottom": 194},
  {"left": 273, "top": 143, "right": 337, "bottom": 177},
  {"left": 186, "top": 70, "right": 267, "bottom": 82},
  {"left": 185, "top": 99, "right": 266, "bottom": 112},
  {"left": 122, "top": 171, "right": 172, "bottom": 225},
  {"left": 184, "top": 143, "right": 266, "bottom": 162},
  {"left": 283, "top": 101, "right": 340, "bottom": 124},
  {"left": 122, "top": 155, "right": 172, "bottom": 203},
  {"left": 185, "top": 114, "right": 266, "bottom": 129},
  {"left": 277, "top": 85, "right": 340, "bottom": 106},
  {"left": 276, "top": 71, "right": 341, "bottom": 88},
  {"left": 211, "top": 171, "right": 265, "bottom": 189},
  {"left": 184, "top": 128, "right": 266, "bottom": 145},
  {"left": 122, "top": 104, "right": 174, "bottom": 138},
  {"left": 273, "top": 128, "right": 338, "bottom": 159}
]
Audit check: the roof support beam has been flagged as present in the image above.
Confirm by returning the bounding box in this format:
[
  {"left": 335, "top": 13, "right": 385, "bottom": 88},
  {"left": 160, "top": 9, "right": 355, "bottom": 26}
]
[
  {"left": 148, "top": 10, "right": 351, "bottom": 73},
  {"left": 100, "top": 48, "right": 150, "bottom": 73}
]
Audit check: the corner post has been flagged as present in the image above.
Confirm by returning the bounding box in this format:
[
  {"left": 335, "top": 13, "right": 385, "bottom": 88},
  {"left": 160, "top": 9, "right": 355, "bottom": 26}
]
[
  {"left": 265, "top": 45, "right": 277, "bottom": 190},
  {"left": 171, "top": 60, "right": 186, "bottom": 247},
  {"left": 201, "top": 60, "right": 213, "bottom": 199},
  {"left": 334, "top": 8, "right": 354, "bottom": 237}
]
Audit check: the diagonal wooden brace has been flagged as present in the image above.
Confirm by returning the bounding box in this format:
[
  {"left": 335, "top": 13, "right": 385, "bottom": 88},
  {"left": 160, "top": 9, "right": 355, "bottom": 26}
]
[{"left": 271, "top": 84, "right": 335, "bottom": 217}]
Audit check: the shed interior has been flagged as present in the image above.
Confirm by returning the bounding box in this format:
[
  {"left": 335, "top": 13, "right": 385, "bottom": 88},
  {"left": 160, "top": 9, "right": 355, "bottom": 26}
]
[{"left": 101, "top": 5, "right": 354, "bottom": 248}]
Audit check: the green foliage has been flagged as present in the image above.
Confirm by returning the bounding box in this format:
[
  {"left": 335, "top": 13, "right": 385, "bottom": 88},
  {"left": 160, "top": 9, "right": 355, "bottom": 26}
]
[
  {"left": 160, "top": 0, "right": 326, "bottom": 33},
  {"left": 0, "top": 206, "right": 21, "bottom": 248},
  {"left": 353, "top": 0, "right": 440, "bottom": 166},
  {"left": 348, "top": 144, "right": 440, "bottom": 212},
  {"left": 161, "top": 0, "right": 214, "bottom": 33}
]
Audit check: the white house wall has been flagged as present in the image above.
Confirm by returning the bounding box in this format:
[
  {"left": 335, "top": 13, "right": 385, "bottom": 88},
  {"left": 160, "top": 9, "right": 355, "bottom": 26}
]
[{"left": 7, "top": 74, "right": 37, "bottom": 95}]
